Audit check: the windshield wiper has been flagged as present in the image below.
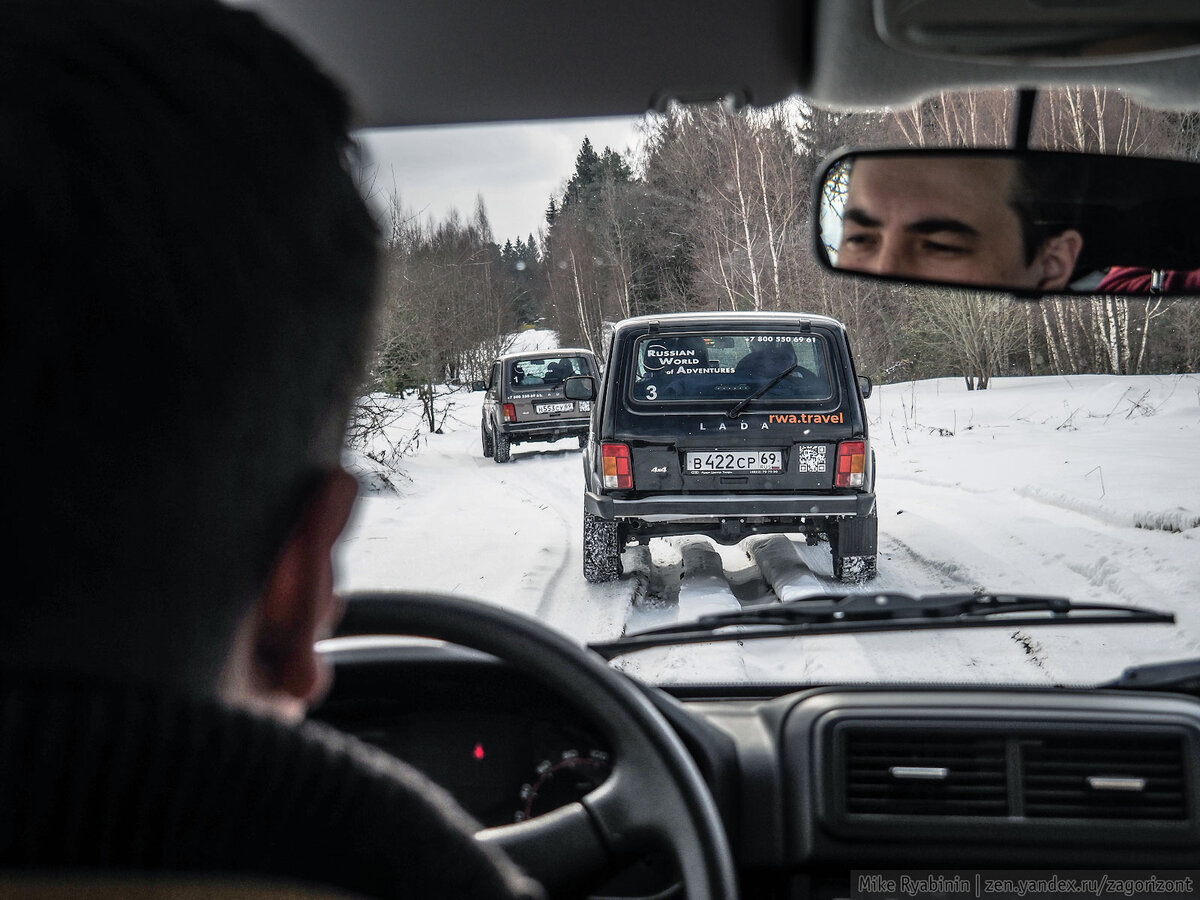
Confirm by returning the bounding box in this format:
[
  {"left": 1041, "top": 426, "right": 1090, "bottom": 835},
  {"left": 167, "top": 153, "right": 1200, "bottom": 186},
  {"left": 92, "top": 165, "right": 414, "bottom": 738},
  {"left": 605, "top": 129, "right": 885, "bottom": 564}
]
[
  {"left": 728, "top": 362, "right": 797, "bottom": 418},
  {"left": 588, "top": 591, "right": 1174, "bottom": 661},
  {"left": 1102, "top": 657, "right": 1200, "bottom": 694}
]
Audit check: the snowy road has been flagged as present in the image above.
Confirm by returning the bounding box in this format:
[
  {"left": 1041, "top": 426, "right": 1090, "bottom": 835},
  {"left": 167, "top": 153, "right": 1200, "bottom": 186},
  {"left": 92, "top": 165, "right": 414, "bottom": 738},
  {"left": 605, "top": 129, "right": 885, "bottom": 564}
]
[
  {"left": 336, "top": 372, "right": 1200, "bottom": 688},
  {"left": 337, "top": 396, "right": 635, "bottom": 643}
]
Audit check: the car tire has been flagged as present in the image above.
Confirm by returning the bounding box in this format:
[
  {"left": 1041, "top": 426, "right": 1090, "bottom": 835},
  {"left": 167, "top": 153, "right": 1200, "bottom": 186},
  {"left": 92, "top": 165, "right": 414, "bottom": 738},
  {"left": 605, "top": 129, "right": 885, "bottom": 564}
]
[
  {"left": 481, "top": 422, "right": 494, "bottom": 458},
  {"left": 493, "top": 431, "right": 511, "bottom": 463},
  {"left": 583, "top": 512, "right": 622, "bottom": 582},
  {"left": 834, "top": 553, "right": 877, "bottom": 583}
]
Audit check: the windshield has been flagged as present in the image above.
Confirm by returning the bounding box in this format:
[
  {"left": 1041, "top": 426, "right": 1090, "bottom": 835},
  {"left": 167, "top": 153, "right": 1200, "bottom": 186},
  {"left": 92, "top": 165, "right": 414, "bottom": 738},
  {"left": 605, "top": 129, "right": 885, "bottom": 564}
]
[
  {"left": 508, "top": 355, "right": 590, "bottom": 389},
  {"left": 336, "top": 91, "right": 1199, "bottom": 690},
  {"left": 632, "top": 332, "right": 832, "bottom": 403}
]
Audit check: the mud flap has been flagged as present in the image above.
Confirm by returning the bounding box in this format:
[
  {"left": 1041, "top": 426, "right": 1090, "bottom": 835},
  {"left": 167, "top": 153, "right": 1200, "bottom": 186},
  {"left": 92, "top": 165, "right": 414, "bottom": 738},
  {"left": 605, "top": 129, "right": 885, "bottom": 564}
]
[
  {"left": 831, "top": 514, "right": 878, "bottom": 583},
  {"left": 834, "top": 514, "right": 877, "bottom": 557}
]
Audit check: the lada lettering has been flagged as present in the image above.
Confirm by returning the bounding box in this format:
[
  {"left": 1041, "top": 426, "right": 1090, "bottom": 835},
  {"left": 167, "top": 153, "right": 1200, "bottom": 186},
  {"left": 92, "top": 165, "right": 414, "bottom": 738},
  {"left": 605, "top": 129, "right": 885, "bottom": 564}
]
[
  {"left": 698, "top": 421, "right": 752, "bottom": 430},
  {"left": 767, "top": 413, "right": 844, "bottom": 425}
]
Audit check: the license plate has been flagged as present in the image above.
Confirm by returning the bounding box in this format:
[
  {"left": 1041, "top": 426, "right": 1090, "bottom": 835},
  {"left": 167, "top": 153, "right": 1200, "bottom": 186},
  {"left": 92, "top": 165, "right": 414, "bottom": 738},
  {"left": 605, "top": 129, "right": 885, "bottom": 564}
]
[
  {"left": 535, "top": 402, "right": 575, "bottom": 414},
  {"left": 686, "top": 450, "right": 783, "bottom": 474}
]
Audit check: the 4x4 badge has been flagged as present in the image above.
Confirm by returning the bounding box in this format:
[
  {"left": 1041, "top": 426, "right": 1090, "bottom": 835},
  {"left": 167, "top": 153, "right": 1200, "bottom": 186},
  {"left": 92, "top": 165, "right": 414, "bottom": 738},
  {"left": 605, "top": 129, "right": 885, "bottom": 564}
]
[{"left": 651, "top": 466, "right": 668, "bottom": 473}]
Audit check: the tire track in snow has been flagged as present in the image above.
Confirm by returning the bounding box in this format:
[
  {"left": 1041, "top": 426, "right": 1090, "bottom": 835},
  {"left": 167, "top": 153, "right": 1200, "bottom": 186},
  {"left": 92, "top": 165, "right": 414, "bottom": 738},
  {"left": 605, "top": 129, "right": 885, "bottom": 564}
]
[
  {"left": 617, "top": 538, "right": 750, "bottom": 686},
  {"left": 494, "top": 447, "right": 635, "bottom": 643},
  {"left": 880, "top": 475, "right": 1200, "bottom": 683},
  {"left": 340, "top": 396, "right": 638, "bottom": 644},
  {"left": 760, "top": 534, "right": 1056, "bottom": 685},
  {"left": 617, "top": 533, "right": 1053, "bottom": 686},
  {"left": 743, "top": 535, "right": 824, "bottom": 601}
]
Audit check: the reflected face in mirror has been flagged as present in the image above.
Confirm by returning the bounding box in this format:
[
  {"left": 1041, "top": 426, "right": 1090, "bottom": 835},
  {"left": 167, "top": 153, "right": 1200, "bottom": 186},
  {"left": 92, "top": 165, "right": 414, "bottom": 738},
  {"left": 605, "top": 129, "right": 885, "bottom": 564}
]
[{"left": 835, "top": 156, "right": 1083, "bottom": 290}]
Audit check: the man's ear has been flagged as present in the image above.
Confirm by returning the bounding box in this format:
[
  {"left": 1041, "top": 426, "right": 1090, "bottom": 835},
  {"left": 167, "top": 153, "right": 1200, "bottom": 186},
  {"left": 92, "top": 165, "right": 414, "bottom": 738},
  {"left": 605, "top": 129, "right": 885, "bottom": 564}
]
[
  {"left": 1036, "top": 228, "right": 1084, "bottom": 290},
  {"left": 228, "top": 467, "right": 359, "bottom": 720}
]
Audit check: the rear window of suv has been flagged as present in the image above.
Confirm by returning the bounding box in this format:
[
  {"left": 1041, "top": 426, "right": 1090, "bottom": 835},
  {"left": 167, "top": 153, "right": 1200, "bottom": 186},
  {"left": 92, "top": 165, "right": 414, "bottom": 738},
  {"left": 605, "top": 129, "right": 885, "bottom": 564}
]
[
  {"left": 507, "top": 356, "right": 591, "bottom": 389},
  {"left": 630, "top": 332, "right": 833, "bottom": 404}
]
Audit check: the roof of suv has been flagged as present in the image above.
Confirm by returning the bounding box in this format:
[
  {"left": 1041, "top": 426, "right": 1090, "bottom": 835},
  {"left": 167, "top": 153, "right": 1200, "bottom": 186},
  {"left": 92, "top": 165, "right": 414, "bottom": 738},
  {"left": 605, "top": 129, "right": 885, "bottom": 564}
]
[
  {"left": 612, "top": 311, "right": 849, "bottom": 332},
  {"left": 498, "top": 348, "right": 596, "bottom": 363}
]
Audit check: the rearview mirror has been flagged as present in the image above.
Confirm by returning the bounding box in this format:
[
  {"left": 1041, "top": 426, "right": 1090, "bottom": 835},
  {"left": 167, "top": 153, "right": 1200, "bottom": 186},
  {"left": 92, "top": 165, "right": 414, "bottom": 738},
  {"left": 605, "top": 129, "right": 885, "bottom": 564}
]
[
  {"left": 564, "top": 375, "right": 595, "bottom": 402},
  {"left": 816, "top": 148, "right": 1200, "bottom": 296}
]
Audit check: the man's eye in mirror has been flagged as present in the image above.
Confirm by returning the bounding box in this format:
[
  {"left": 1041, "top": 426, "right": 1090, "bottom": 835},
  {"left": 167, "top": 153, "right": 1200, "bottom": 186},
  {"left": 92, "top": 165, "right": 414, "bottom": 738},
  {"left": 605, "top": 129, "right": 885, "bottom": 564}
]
[
  {"left": 921, "top": 240, "right": 971, "bottom": 256},
  {"left": 816, "top": 149, "right": 1200, "bottom": 297},
  {"left": 837, "top": 231, "right": 878, "bottom": 255}
]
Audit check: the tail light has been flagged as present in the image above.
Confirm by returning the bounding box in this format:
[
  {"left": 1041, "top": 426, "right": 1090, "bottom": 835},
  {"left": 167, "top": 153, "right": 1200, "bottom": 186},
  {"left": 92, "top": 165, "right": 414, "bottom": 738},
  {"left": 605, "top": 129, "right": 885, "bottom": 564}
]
[
  {"left": 601, "top": 443, "right": 633, "bottom": 490},
  {"left": 502, "top": 403, "right": 516, "bottom": 422},
  {"left": 836, "top": 440, "right": 866, "bottom": 488}
]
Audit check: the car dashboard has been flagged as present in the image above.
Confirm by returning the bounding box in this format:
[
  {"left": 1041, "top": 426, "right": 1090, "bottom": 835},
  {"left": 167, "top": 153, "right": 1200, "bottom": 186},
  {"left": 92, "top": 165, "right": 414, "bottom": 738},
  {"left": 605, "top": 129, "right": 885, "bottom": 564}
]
[
  {"left": 312, "top": 643, "right": 614, "bottom": 830},
  {"left": 312, "top": 640, "right": 1200, "bottom": 898}
]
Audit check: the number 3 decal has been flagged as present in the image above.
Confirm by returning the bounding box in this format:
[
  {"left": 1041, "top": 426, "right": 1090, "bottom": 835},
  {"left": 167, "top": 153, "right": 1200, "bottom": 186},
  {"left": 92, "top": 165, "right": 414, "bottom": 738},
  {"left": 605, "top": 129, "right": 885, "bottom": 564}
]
[{"left": 645, "top": 384, "right": 658, "bottom": 400}]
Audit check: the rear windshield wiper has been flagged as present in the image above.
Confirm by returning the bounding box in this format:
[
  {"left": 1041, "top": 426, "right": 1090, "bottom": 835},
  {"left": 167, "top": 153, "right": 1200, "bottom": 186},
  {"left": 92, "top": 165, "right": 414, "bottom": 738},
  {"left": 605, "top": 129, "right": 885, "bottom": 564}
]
[
  {"left": 588, "top": 591, "right": 1174, "bottom": 661},
  {"left": 728, "top": 362, "right": 797, "bottom": 418}
]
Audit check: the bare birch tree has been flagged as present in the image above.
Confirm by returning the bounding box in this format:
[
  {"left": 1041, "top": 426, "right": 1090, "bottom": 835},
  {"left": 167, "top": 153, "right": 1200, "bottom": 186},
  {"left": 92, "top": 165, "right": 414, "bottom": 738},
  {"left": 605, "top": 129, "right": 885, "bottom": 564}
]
[{"left": 908, "top": 288, "right": 1026, "bottom": 390}]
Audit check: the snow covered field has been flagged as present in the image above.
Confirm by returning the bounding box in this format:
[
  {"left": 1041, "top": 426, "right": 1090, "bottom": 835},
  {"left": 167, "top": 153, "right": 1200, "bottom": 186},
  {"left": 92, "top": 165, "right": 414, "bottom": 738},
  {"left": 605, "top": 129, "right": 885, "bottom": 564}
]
[{"left": 335, "top": 343, "right": 1200, "bottom": 689}]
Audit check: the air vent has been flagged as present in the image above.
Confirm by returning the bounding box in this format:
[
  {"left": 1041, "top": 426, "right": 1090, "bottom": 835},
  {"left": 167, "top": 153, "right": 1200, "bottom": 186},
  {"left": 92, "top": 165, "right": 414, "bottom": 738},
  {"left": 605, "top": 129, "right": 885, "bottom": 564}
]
[
  {"left": 844, "top": 728, "right": 1007, "bottom": 816},
  {"left": 1022, "top": 733, "right": 1186, "bottom": 821}
]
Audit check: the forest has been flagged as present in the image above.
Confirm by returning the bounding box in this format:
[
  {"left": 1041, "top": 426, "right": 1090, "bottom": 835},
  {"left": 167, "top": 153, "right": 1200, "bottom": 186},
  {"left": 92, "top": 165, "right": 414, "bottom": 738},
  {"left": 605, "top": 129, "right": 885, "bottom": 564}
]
[{"left": 366, "top": 88, "right": 1200, "bottom": 426}]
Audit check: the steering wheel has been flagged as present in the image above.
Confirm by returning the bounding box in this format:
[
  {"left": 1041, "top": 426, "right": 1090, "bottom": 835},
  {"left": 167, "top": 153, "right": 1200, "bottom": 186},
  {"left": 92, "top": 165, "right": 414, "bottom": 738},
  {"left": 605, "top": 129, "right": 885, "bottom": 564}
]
[{"left": 333, "top": 591, "right": 738, "bottom": 899}]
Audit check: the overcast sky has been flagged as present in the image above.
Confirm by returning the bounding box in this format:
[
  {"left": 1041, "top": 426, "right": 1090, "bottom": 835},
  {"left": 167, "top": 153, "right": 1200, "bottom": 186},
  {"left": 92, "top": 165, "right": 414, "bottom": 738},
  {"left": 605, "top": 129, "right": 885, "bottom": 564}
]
[{"left": 355, "top": 116, "right": 645, "bottom": 246}]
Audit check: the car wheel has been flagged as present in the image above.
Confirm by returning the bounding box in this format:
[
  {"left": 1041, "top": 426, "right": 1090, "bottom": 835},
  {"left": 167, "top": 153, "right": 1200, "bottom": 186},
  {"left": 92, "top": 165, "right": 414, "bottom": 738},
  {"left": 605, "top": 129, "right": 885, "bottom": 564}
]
[
  {"left": 333, "top": 594, "right": 736, "bottom": 899},
  {"left": 493, "top": 431, "right": 511, "bottom": 463},
  {"left": 481, "top": 422, "right": 494, "bottom": 458},
  {"left": 834, "top": 553, "right": 877, "bottom": 583},
  {"left": 583, "top": 513, "right": 622, "bottom": 583}
]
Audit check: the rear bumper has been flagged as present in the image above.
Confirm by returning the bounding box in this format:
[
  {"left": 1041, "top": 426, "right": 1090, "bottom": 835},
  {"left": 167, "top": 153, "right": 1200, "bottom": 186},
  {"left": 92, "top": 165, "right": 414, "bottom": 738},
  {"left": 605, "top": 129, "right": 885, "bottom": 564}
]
[
  {"left": 585, "top": 491, "right": 876, "bottom": 520},
  {"left": 503, "top": 418, "right": 589, "bottom": 442}
]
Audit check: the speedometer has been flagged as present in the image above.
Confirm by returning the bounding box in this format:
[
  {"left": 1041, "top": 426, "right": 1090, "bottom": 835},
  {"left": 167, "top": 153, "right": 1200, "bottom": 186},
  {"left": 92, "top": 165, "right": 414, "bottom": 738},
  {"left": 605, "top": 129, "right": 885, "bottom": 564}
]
[{"left": 515, "top": 749, "right": 612, "bottom": 822}]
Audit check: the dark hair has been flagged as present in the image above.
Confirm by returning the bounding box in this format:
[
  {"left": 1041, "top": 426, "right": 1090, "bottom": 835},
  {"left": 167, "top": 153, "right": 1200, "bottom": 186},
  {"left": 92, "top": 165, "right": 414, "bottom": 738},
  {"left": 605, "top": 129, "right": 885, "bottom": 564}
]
[
  {"left": 1008, "top": 156, "right": 1084, "bottom": 266},
  {"left": 0, "top": 0, "right": 380, "bottom": 692}
]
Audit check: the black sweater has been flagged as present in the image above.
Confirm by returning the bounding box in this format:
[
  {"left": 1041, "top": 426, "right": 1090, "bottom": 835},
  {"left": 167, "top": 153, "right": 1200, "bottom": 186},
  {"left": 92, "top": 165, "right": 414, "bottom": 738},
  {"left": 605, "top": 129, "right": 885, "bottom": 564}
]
[{"left": 0, "top": 673, "right": 543, "bottom": 899}]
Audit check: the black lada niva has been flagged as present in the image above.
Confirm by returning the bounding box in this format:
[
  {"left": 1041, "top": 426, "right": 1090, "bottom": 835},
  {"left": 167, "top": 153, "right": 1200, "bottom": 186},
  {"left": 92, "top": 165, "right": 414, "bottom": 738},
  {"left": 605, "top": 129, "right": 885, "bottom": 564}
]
[{"left": 566, "top": 312, "right": 877, "bottom": 584}]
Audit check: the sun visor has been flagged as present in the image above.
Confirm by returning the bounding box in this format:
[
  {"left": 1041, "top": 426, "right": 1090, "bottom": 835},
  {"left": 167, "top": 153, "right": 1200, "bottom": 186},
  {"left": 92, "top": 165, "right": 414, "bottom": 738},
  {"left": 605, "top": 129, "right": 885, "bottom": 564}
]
[{"left": 874, "top": 0, "right": 1200, "bottom": 65}]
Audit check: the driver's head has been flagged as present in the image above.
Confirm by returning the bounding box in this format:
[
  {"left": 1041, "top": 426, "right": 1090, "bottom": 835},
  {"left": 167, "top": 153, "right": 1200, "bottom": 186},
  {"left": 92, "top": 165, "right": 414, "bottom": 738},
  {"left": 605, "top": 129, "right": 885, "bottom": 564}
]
[
  {"left": 836, "top": 155, "right": 1083, "bottom": 290},
  {"left": 0, "top": 0, "right": 380, "bottom": 715},
  {"left": 672, "top": 336, "right": 710, "bottom": 365}
]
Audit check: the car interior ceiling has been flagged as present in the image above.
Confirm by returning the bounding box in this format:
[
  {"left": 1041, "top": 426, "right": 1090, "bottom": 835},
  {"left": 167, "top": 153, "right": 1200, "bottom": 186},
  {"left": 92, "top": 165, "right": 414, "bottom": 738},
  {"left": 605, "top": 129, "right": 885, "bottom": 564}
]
[{"left": 240, "top": 1, "right": 1200, "bottom": 130}]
